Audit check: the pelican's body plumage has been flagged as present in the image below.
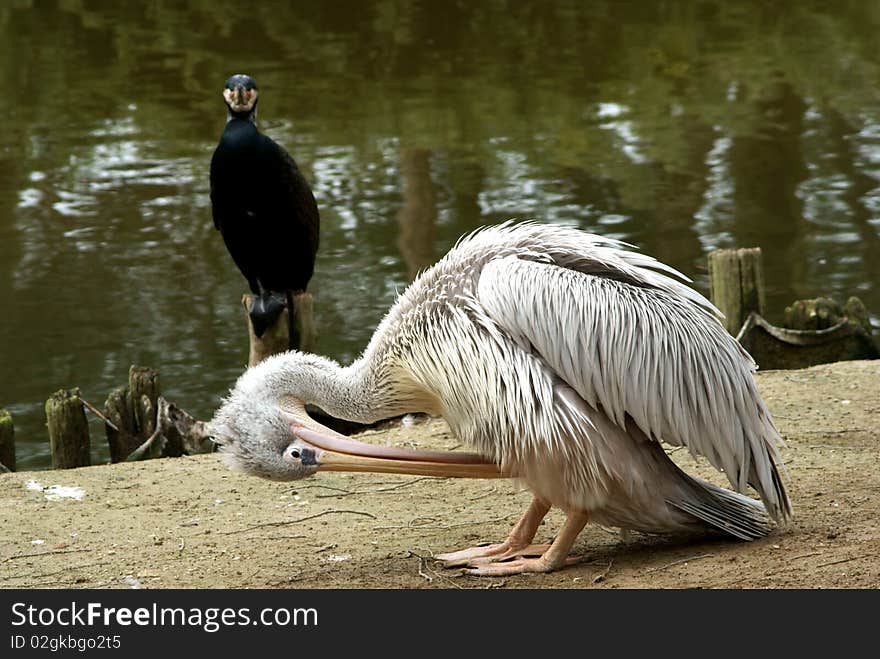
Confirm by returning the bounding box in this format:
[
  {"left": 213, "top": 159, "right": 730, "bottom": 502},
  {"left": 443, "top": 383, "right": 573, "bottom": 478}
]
[{"left": 212, "top": 221, "right": 791, "bottom": 575}]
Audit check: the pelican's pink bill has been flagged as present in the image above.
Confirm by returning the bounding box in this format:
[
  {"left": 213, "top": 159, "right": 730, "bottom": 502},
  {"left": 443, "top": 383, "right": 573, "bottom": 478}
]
[{"left": 291, "top": 425, "right": 506, "bottom": 479}]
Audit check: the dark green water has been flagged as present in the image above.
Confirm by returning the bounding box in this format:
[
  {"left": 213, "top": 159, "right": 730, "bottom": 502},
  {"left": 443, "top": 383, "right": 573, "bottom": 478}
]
[{"left": 1, "top": 1, "right": 879, "bottom": 469}]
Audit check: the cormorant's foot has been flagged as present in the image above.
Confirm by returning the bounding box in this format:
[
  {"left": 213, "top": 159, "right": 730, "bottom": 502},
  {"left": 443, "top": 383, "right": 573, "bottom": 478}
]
[{"left": 249, "top": 292, "right": 287, "bottom": 337}]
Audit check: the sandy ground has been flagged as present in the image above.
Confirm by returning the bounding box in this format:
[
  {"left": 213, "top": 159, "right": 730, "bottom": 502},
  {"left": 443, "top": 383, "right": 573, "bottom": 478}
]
[{"left": 0, "top": 360, "right": 877, "bottom": 590}]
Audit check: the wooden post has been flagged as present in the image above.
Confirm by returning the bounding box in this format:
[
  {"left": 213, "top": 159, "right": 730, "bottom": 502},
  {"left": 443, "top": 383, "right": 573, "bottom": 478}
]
[
  {"left": 45, "top": 388, "right": 91, "bottom": 469},
  {"left": 0, "top": 409, "right": 14, "bottom": 472},
  {"left": 244, "top": 292, "right": 315, "bottom": 367},
  {"left": 105, "top": 386, "right": 136, "bottom": 462},
  {"left": 129, "top": 366, "right": 159, "bottom": 437},
  {"left": 708, "top": 247, "right": 765, "bottom": 336},
  {"left": 103, "top": 365, "right": 160, "bottom": 462},
  {"left": 293, "top": 292, "right": 315, "bottom": 354}
]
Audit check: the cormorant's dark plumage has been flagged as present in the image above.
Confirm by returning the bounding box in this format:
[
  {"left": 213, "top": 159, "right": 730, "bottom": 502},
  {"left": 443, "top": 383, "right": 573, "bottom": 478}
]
[{"left": 210, "top": 74, "right": 320, "bottom": 339}]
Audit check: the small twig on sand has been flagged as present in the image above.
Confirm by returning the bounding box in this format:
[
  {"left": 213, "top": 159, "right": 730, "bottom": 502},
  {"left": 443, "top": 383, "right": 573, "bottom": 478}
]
[
  {"left": 316, "top": 476, "right": 435, "bottom": 498},
  {"left": 592, "top": 559, "right": 613, "bottom": 584},
  {"left": 406, "top": 550, "right": 462, "bottom": 589},
  {"left": 3, "top": 561, "right": 111, "bottom": 584},
  {"left": 468, "top": 486, "right": 499, "bottom": 501},
  {"left": 645, "top": 553, "right": 714, "bottom": 573},
  {"left": 417, "top": 556, "right": 433, "bottom": 583},
  {"left": 3, "top": 548, "right": 91, "bottom": 562},
  {"left": 223, "top": 509, "right": 377, "bottom": 535},
  {"left": 265, "top": 571, "right": 304, "bottom": 587},
  {"left": 292, "top": 484, "right": 353, "bottom": 494},
  {"left": 787, "top": 551, "right": 822, "bottom": 561},
  {"left": 816, "top": 554, "right": 873, "bottom": 569},
  {"left": 30, "top": 561, "right": 110, "bottom": 581}
]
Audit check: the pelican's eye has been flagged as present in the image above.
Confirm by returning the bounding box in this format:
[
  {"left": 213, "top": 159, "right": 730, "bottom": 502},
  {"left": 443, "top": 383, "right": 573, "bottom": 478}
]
[{"left": 284, "top": 445, "right": 318, "bottom": 467}]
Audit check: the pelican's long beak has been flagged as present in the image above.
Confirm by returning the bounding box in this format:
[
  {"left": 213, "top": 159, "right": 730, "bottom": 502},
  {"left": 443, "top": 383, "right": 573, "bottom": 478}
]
[
  {"left": 279, "top": 398, "right": 506, "bottom": 480},
  {"left": 295, "top": 426, "right": 506, "bottom": 478}
]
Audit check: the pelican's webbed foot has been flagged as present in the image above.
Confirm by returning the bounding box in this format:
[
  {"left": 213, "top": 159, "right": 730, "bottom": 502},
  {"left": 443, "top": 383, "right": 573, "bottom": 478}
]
[
  {"left": 435, "top": 541, "right": 552, "bottom": 567},
  {"left": 435, "top": 505, "right": 590, "bottom": 576}
]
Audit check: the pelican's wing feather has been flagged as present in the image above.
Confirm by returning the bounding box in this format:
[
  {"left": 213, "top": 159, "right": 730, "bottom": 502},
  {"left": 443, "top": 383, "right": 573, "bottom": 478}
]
[{"left": 475, "top": 246, "right": 790, "bottom": 521}]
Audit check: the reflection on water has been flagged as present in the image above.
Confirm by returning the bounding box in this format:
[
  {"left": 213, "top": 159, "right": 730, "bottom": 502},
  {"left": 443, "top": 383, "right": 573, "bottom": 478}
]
[{"left": 1, "top": 1, "right": 879, "bottom": 469}]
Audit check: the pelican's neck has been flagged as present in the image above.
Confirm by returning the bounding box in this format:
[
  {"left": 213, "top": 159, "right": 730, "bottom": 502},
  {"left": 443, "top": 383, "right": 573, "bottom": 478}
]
[{"left": 241, "top": 352, "right": 382, "bottom": 424}]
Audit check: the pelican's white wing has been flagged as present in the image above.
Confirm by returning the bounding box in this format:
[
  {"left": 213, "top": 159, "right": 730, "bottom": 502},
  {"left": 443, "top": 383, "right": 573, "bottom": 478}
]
[{"left": 475, "top": 247, "right": 790, "bottom": 522}]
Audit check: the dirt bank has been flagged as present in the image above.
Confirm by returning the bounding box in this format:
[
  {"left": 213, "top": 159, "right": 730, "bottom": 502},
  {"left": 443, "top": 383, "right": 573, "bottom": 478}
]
[{"left": 1, "top": 360, "right": 878, "bottom": 589}]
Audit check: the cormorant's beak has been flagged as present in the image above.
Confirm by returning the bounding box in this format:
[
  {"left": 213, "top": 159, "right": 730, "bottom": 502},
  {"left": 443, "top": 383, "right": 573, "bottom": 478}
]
[
  {"left": 279, "top": 398, "right": 506, "bottom": 479},
  {"left": 224, "top": 85, "right": 257, "bottom": 114}
]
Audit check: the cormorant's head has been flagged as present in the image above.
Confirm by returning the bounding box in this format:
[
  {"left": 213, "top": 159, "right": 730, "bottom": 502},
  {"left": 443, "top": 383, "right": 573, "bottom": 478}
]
[{"left": 222, "top": 73, "right": 259, "bottom": 121}]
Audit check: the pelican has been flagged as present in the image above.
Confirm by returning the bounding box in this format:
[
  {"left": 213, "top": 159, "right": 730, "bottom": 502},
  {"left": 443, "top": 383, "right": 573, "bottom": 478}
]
[{"left": 210, "top": 221, "right": 792, "bottom": 576}]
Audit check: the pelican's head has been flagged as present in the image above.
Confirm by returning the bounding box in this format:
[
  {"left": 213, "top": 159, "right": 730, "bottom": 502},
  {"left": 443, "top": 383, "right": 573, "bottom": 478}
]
[
  {"left": 208, "top": 354, "right": 504, "bottom": 482},
  {"left": 209, "top": 390, "right": 320, "bottom": 481},
  {"left": 222, "top": 73, "right": 259, "bottom": 119}
]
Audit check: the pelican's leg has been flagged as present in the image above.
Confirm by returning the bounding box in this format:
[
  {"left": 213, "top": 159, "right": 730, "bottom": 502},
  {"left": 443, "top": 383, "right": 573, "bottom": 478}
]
[
  {"left": 435, "top": 497, "right": 551, "bottom": 567},
  {"left": 461, "top": 510, "right": 590, "bottom": 576}
]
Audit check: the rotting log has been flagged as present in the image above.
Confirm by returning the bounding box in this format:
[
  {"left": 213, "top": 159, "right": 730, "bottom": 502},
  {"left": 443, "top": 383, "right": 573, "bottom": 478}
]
[
  {"left": 737, "top": 312, "right": 879, "bottom": 370},
  {"left": 708, "top": 247, "right": 765, "bottom": 336},
  {"left": 104, "top": 386, "right": 136, "bottom": 462},
  {"left": 130, "top": 365, "right": 159, "bottom": 437},
  {"left": 709, "top": 249, "right": 878, "bottom": 369},
  {"left": 158, "top": 398, "right": 214, "bottom": 456},
  {"left": 784, "top": 296, "right": 873, "bottom": 334},
  {"left": 127, "top": 397, "right": 215, "bottom": 461},
  {"left": 244, "top": 292, "right": 315, "bottom": 367},
  {"left": 45, "top": 388, "right": 90, "bottom": 469},
  {"left": 0, "top": 408, "right": 14, "bottom": 472},
  {"left": 104, "top": 365, "right": 160, "bottom": 462},
  {"left": 738, "top": 294, "right": 879, "bottom": 370}
]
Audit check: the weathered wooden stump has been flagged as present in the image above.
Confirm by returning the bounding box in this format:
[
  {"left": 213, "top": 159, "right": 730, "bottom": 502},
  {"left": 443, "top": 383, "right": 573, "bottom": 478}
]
[
  {"left": 45, "top": 388, "right": 91, "bottom": 469},
  {"left": 784, "top": 296, "right": 873, "bottom": 333},
  {"left": 104, "top": 365, "right": 161, "bottom": 462},
  {"left": 130, "top": 365, "right": 159, "bottom": 437},
  {"left": 708, "top": 248, "right": 878, "bottom": 369},
  {"left": 737, "top": 312, "right": 879, "bottom": 370},
  {"left": 0, "top": 408, "right": 14, "bottom": 472},
  {"left": 708, "top": 247, "right": 765, "bottom": 336},
  {"left": 126, "top": 396, "right": 215, "bottom": 461},
  {"left": 244, "top": 292, "right": 315, "bottom": 367}
]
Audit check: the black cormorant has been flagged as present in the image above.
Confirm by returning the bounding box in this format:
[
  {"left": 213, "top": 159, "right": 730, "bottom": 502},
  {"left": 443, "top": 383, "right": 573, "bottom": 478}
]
[{"left": 210, "top": 73, "right": 320, "bottom": 341}]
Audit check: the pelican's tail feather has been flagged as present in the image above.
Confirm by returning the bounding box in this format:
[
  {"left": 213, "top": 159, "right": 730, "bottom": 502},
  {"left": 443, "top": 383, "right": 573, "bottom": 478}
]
[{"left": 668, "top": 476, "right": 774, "bottom": 541}]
